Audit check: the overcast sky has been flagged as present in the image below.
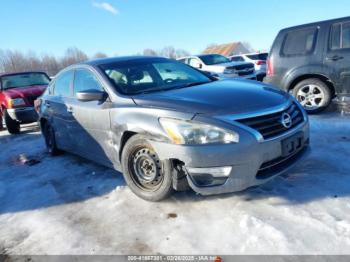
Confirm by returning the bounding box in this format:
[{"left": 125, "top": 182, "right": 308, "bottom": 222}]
[{"left": 2, "top": 0, "right": 350, "bottom": 56}]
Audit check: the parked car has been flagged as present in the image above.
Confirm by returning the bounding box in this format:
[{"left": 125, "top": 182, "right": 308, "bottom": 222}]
[
  {"left": 230, "top": 52, "right": 268, "bottom": 81},
  {"left": 177, "top": 54, "right": 257, "bottom": 80},
  {"left": 0, "top": 72, "right": 50, "bottom": 133},
  {"left": 38, "top": 56, "right": 309, "bottom": 201},
  {"left": 264, "top": 16, "right": 350, "bottom": 113}
]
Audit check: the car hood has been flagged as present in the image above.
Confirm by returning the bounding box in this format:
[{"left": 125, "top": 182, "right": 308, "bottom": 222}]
[
  {"left": 132, "top": 79, "right": 291, "bottom": 116},
  {"left": 2, "top": 85, "right": 47, "bottom": 99}
]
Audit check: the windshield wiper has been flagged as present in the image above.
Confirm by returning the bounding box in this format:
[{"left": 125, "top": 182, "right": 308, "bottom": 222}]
[
  {"left": 181, "top": 81, "right": 212, "bottom": 88},
  {"left": 27, "top": 83, "right": 47, "bottom": 86},
  {"left": 132, "top": 81, "right": 212, "bottom": 95}
]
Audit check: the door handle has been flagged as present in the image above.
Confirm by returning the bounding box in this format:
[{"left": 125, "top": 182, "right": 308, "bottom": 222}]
[
  {"left": 326, "top": 55, "right": 344, "bottom": 61},
  {"left": 67, "top": 106, "right": 74, "bottom": 113},
  {"left": 44, "top": 101, "right": 51, "bottom": 107}
]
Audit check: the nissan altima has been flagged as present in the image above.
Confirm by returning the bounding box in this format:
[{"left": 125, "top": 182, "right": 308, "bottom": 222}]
[{"left": 37, "top": 56, "right": 310, "bottom": 201}]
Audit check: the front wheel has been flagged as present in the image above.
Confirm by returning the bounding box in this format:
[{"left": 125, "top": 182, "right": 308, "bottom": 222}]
[
  {"left": 121, "top": 135, "right": 173, "bottom": 201},
  {"left": 293, "top": 78, "right": 332, "bottom": 114}
]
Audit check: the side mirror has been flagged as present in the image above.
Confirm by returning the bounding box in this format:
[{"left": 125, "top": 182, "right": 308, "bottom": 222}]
[{"left": 76, "top": 89, "right": 106, "bottom": 102}]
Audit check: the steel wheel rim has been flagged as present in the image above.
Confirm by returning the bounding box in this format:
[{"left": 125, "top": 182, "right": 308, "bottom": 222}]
[
  {"left": 128, "top": 147, "right": 164, "bottom": 191},
  {"left": 296, "top": 84, "right": 325, "bottom": 110}
]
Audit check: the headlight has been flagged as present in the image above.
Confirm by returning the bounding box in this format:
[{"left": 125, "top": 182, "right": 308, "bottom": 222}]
[
  {"left": 10, "top": 98, "right": 26, "bottom": 107},
  {"left": 223, "top": 68, "right": 237, "bottom": 75},
  {"left": 159, "top": 118, "right": 239, "bottom": 145}
]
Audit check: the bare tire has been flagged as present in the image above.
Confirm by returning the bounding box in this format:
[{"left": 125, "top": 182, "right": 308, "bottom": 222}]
[
  {"left": 4, "top": 110, "right": 20, "bottom": 134},
  {"left": 293, "top": 78, "right": 332, "bottom": 114},
  {"left": 121, "top": 135, "right": 173, "bottom": 201},
  {"left": 43, "top": 122, "right": 60, "bottom": 156}
]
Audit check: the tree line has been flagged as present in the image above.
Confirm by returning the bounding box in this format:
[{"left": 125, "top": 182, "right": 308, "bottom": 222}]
[{"left": 0, "top": 46, "right": 191, "bottom": 76}]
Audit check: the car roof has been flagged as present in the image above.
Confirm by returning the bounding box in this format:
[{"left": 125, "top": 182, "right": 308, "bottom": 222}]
[
  {"left": 281, "top": 16, "right": 350, "bottom": 32},
  {"left": 83, "top": 56, "right": 170, "bottom": 67},
  {"left": 0, "top": 71, "right": 48, "bottom": 78}
]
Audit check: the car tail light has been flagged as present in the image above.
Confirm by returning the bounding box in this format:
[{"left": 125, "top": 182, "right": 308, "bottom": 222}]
[
  {"left": 256, "top": 60, "right": 266, "bottom": 65},
  {"left": 267, "top": 58, "right": 274, "bottom": 76}
]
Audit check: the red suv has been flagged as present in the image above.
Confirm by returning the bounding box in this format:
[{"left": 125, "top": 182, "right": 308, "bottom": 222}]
[{"left": 0, "top": 72, "right": 50, "bottom": 134}]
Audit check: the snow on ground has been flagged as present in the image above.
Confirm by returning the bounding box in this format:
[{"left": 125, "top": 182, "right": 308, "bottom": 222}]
[{"left": 0, "top": 108, "right": 350, "bottom": 255}]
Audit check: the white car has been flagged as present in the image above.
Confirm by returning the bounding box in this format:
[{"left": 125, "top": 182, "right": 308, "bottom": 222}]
[
  {"left": 177, "top": 54, "right": 256, "bottom": 80},
  {"left": 230, "top": 52, "right": 268, "bottom": 81}
]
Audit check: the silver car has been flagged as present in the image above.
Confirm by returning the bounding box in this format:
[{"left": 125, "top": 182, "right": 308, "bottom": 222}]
[
  {"left": 177, "top": 54, "right": 257, "bottom": 80},
  {"left": 38, "top": 56, "right": 310, "bottom": 201}
]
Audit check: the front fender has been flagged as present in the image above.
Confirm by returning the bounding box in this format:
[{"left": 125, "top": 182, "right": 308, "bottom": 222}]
[{"left": 109, "top": 106, "right": 194, "bottom": 164}]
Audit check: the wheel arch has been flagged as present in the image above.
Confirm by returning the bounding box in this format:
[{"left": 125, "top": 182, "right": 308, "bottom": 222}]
[
  {"left": 288, "top": 74, "right": 336, "bottom": 97},
  {"left": 119, "top": 131, "right": 137, "bottom": 161}
]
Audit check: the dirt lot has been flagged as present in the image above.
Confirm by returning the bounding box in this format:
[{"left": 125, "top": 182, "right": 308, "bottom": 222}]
[{"left": 0, "top": 108, "right": 350, "bottom": 255}]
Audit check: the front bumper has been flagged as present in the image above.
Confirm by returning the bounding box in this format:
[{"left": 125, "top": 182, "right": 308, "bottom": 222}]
[
  {"left": 7, "top": 107, "right": 38, "bottom": 124},
  {"left": 150, "top": 121, "right": 310, "bottom": 195}
]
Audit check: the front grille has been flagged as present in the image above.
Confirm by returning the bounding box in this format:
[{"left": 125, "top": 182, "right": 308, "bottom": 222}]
[
  {"left": 256, "top": 143, "right": 309, "bottom": 179},
  {"left": 236, "top": 102, "right": 304, "bottom": 140}
]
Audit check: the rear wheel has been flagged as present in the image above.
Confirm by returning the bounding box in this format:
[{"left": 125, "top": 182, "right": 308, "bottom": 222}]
[
  {"left": 43, "top": 122, "right": 60, "bottom": 156},
  {"left": 293, "top": 78, "right": 332, "bottom": 114},
  {"left": 4, "top": 110, "right": 20, "bottom": 134},
  {"left": 121, "top": 135, "right": 173, "bottom": 201}
]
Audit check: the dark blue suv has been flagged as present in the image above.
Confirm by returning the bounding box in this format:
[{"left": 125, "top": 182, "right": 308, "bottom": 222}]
[{"left": 265, "top": 16, "right": 350, "bottom": 113}]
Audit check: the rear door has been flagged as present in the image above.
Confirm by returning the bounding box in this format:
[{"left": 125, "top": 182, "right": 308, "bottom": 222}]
[
  {"left": 49, "top": 70, "right": 75, "bottom": 151},
  {"left": 68, "top": 68, "right": 113, "bottom": 165},
  {"left": 326, "top": 21, "right": 350, "bottom": 95},
  {"left": 270, "top": 26, "right": 320, "bottom": 90}
]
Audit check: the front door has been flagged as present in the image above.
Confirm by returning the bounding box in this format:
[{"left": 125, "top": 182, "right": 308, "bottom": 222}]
[
  {"left": 68, "top": 68, "right": 113, "bottom": 166},
  {"left": 326, "top": 21, "right": 350, "bottom": 96}
]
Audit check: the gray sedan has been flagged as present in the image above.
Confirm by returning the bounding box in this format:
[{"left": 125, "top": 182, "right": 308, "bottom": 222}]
[{"left": 37, "top": 56, "right": 310, "bottom": 201}]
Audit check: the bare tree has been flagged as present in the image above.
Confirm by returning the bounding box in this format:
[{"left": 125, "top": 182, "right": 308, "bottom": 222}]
[
  {"left": 143, "top": 48, "right": 158, "bottom": 56},
  {"left": 60, "top": 47, "right": 88, "bottom": 68},
  {"left": 41, "top": 54, "right": 60, "bottom": 76},
  {"left": 159, "top": 46, "right": 177, "bottom": 59},
  {"left": 93, "top": 52, "right": 108, "bottom": 59},
  {"left": 0, "top": 45, "right": 191, "bottom": 75},
  {"left": 175, "top": 48, "right": 190, "bottom": 58}
]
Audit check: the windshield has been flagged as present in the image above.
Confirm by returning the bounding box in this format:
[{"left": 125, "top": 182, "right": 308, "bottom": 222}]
[
  {"left": 198, "top": 54, "right": 230, "bottom": 65},
  {"left": 100, "top": 59, "right": 212, "bottom": 95},
  {"left": 246, "top": 53, "right": 268, "bottom": 60},
  {"left": 1, "top": 73, "right": 50, "bottom": 90}
]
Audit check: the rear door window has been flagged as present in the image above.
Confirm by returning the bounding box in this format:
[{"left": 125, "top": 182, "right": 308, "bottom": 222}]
[
  {"left": 53, "top": 70, "right": 74, "bottom": 97},
  {"left": 343, "top": 22, "right": 350, "bottom": 48},
  {"left": 282, "top": 27, "right": 318, "bottom": 56},
  {"left": 230, "top": 56, "right": 245, "bottom": 62},
  {"left": 246, "top": 53, "right": 268, "bottom": 60},
  {"left": 330, "top": 22, "right": 350, "bottom": 50}
]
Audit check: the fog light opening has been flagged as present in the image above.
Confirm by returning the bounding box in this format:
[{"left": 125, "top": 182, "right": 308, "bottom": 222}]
[{"left": 187, "top": 166, "right": 232, "bottom": 178}]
